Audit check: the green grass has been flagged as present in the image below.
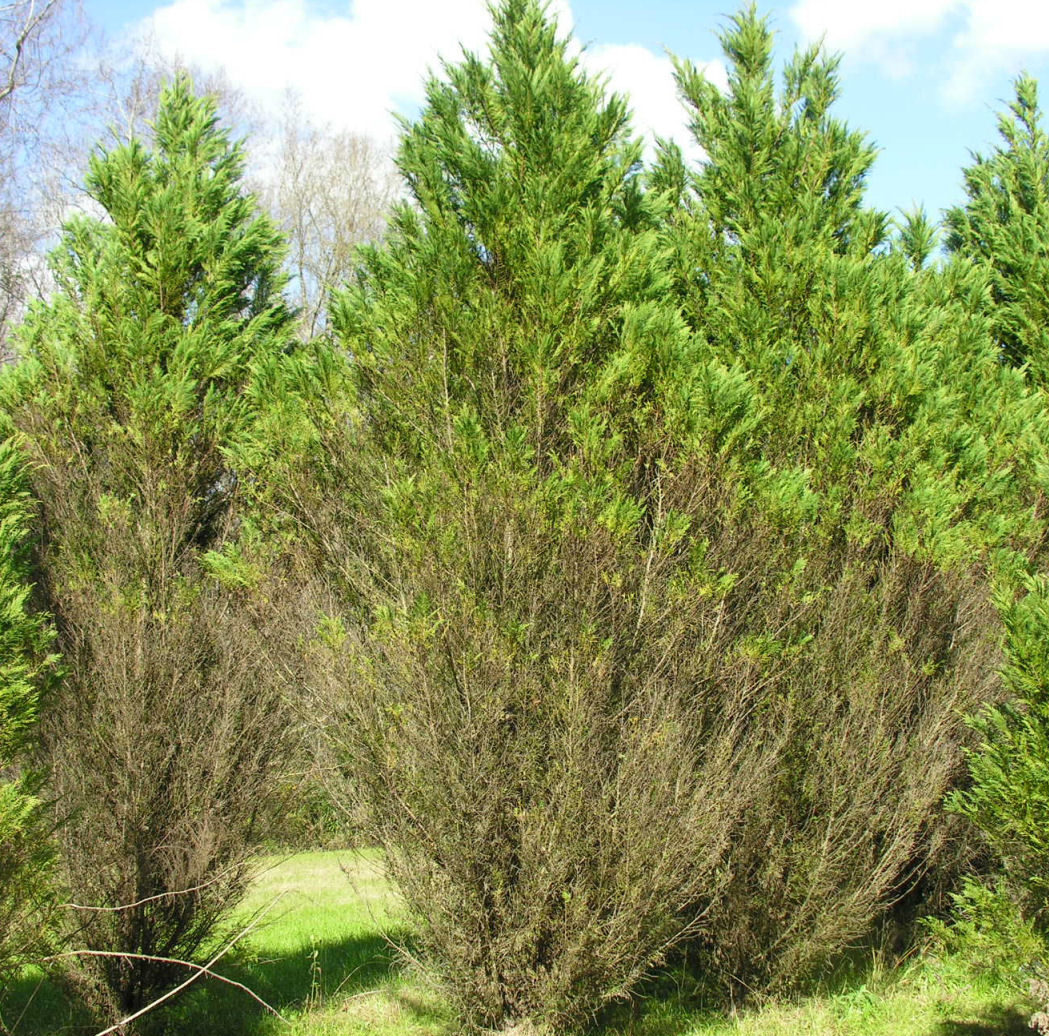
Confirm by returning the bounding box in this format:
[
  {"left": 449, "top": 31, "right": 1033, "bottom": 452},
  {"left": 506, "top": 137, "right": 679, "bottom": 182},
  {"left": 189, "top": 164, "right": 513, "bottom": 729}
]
[
  {"left": 628, "top": 956, "right": 1035, "bottom": 1036},
  {"left": 154, "top": 849, "right": 453, "bottom": 1036},
  {"left": 0, "top": 851, "right": 1038, "bottom": 1035}
]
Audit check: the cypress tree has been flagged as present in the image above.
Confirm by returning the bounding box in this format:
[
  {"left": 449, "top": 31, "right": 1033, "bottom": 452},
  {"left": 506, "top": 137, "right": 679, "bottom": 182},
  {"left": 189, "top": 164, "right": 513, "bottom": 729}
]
[
  {"left": 308, "top": 1, "right": 753, "bottom": 1028},
  {"left": 2, "top": 77, "right": 298, "bottom": 1018},
  {"left": 271, "top": 0, "right": 1049, "bottom": 1019},
  {"left": 651, "top": 8, "right": 1049, "bottom": 990},
  {"left": 941, "top": 73, "right": 1049, "bottom": 975}
]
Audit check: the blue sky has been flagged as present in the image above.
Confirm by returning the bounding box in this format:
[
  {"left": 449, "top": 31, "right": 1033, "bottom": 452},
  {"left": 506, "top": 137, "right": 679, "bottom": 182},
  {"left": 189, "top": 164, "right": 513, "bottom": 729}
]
[{"left": 89, "top": 0, "right": 1049, "bottom": 223}]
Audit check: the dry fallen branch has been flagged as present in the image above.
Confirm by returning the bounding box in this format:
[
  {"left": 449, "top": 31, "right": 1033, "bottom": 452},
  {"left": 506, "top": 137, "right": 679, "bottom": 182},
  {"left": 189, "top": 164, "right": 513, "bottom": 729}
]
[
  {"left": 47, "top": 950, "right": 289, "bottom": 1026},
  {"left": 47, "top": 891, "right": 290, "bottom": 1035},
  {"left": 59, "top": 868, "right": 238, "bottom": 913}
]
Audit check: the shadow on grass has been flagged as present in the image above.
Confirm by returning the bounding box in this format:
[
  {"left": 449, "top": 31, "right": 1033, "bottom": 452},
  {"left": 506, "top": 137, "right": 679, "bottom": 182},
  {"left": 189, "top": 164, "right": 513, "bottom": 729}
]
[
  {"left": 0, "top": 928, "right": 414, "bottom": 1036},
  {"left": 932, "top": 1006, "right": 1033, "bottom": 1036},
  {"left": 163, "top": 927, "right": 414, "bottom": 1035}
]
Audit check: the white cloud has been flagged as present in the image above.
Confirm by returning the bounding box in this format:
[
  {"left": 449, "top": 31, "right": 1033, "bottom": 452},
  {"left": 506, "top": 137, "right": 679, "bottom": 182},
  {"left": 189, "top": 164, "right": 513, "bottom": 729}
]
[
  {"left": 580, "top": 44, "right": 726, "bottom": 161},
  {"left": 130, "top": 0, "right": 715, "bottom": 158},
  {"left": 135, "top": 0, "right": 496, "bottom": 143},
  {"left": 790, "top": 0, "right": 1049, "bottom": 102},
  {"left": 945, "top": 1, "right": 1049, "bottom": 101},
  {"left": 789, "top": 0, "right": 958, "bottom": 53}
]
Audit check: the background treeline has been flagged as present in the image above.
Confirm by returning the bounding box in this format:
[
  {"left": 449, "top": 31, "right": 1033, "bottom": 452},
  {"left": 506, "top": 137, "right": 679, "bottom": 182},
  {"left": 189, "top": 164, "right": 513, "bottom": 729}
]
[{"left": 4, "top": 1, "right": 1049, "bottom": 1033}]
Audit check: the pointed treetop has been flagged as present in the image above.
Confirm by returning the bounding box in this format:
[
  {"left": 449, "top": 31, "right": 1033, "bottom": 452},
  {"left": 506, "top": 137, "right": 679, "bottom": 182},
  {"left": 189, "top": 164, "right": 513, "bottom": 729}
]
[
  {"left": 945, "top": 72, "right": 1049, "bottom": 377},
  {"left": 671, "top": 5, "right": 880, "bottom": 253}
]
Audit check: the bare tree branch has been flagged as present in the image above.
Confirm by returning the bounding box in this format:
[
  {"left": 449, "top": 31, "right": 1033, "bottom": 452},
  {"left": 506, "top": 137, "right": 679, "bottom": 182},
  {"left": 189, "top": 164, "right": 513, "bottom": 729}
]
[
  {"left": 60, "top": 868, "right": 241, "bottom": 914},
  {"left": 46, "top": 892, "right": 290, "bottom": 1035},
  {"left": 0, "top": 0, "right": 59, "bottom": 108},
  {"left": 253, "top": 93, "right": 399, "bottom": 337}
]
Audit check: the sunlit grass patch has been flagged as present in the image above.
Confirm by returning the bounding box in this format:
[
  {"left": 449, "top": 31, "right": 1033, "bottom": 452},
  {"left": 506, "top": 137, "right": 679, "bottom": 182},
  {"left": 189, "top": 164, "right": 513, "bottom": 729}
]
[
  {"left": 626, "top": 952, "right": 1035, "bottom": 1036},
  {"left": 166, "top": 848, "right": 450, "bottom": 1035}
]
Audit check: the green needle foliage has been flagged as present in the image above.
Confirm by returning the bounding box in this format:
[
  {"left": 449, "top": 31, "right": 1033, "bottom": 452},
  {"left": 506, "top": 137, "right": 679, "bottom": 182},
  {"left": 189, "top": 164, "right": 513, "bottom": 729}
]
[
  {"left": 950, "top": 577, "right": 1049, "bottom": 936},
  {"left": 946, "top": 74, "right": 1049, "bottom": 382},
  {"left": 650, "top": 7, "right": 1049, "bottom": 992},
  {"left": 0, "top": 439, "right": 54, "bottom": 994},
  {"left": 658, "top": 4, "right": 884, "bottom": 336},
  {"left": 1, "top": 77, "right": 298, "bottom": 1020}
]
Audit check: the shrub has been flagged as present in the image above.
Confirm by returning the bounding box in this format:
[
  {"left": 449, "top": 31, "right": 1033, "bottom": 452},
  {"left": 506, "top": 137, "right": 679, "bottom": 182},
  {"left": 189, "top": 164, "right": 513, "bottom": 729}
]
[{"left": 0, "top": 438, "right": 54, "bottom": 993}]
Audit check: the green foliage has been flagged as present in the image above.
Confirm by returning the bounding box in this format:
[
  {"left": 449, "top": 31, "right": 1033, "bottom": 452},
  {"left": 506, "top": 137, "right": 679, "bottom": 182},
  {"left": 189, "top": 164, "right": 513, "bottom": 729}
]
[
  {"left": 946, "top": 74, "right": 1049, "bottom": 381},
  {"left": 0, "top": 438, "right": 54, "bottom": 993},
  {"left": 656, "top": 4, "right": 885, "bottom": 344},
  {"left": 894, "top": 207, "right": 940, "bottom": 271},
  {"left": 658, "top": 9, "right": 1043, "bottom": 554},
  {"left": 2, "top": 76, "right": 299, "bottom": 1019},
  {"left": 948, "top": 577, "right": 1049, "bottom": 950},
  {"left": 925, "top": 877, "right": 1047, "bottom": 992},
  {"left": 651, "top": 7, "right": 1049, "bottom": 992}
]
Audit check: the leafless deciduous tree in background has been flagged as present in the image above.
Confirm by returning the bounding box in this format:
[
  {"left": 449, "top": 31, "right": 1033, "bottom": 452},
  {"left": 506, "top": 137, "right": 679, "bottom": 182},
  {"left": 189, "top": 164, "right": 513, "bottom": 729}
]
[
  {"left": 0, "top": 0, "right": 60, "bottom": 107},
  {"left": 255, "top": 97, "right": 399, "bottom": 337},
  {"left": 0, "top": 0, "right": 91, "bottom": 351}
]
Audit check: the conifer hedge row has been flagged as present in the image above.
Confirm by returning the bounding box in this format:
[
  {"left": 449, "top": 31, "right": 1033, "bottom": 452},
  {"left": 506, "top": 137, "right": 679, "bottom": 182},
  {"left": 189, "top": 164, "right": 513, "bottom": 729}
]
[{"left": 2, "top": 3, "right": 1049, "bottom": 1032}]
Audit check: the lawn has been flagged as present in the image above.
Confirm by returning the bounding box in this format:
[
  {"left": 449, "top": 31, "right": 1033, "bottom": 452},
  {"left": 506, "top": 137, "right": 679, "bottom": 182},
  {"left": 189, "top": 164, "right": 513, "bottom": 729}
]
[{"left": 0, "top": 851, "right": 1038, "bottom": 1035}]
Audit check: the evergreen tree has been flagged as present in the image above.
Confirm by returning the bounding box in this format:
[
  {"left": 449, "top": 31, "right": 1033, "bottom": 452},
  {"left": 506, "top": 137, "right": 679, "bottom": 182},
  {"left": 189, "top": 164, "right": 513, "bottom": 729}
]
[
  {"left": 301, "top": 1, "right": 754, "bottom": 1029},
  {"left": 946, "top": 74, "right": 1049, "bottom": 382},
  {"left": 651, "top": 8, "right": 1049, "bottom": 990},
  {"left": 2, "top": 77, "right": 298, "bottom": 1019},
  {"left": 653, "top": 4, "right": 885, "bottom": 347}
]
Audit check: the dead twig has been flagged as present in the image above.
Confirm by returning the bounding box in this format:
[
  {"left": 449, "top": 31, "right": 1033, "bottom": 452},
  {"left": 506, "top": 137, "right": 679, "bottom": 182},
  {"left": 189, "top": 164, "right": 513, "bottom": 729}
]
[
  {"left": 47, "top": 891, "right": 290, "bottom": 1035},
  {"left": 59, "top": 868, "right": 238, "bottom": 913}
]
